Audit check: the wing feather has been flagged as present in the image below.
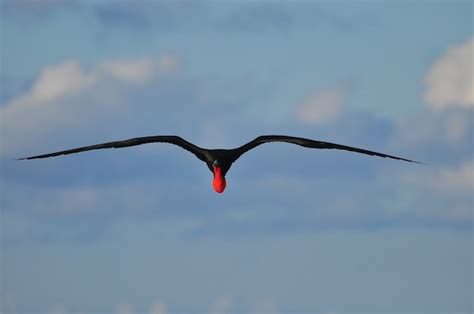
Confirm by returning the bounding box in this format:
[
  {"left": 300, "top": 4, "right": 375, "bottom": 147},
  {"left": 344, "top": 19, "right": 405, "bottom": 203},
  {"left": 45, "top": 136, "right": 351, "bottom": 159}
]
[
  {"left": 231, "top": 135, "right": 421, "bottom": 164},
  {"left": 19, "top": 135, "right": 208, "bottom": 162}
]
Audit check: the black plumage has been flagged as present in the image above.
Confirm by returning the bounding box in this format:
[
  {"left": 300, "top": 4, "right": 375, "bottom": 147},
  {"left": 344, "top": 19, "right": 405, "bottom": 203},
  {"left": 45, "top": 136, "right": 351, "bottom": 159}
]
[{"left": 19, "top": 135, "right": 420, "bottom": 176}]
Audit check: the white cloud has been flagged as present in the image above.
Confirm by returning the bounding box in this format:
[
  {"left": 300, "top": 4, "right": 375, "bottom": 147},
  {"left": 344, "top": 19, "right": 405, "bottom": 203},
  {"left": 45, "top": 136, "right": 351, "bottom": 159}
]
[
  {"left": 402, "top": 160, "right": 474, "bottom": 198},
  {"left": 47, "top": 304, "right": 68, "bottom": 314},
  {"left": 424, "top": 37, "right": 474, "bottom": 110},
  {"left": 3, "top": 55, "right": 181, "bottom": 109},
  {"left": 26, "top": 61, "right": 95, "bottom": 106},
  {"left": 156, "top": 54, "right": 183, "bottom": 78},
  {"left": 391, "top": 108, "right": 472, "bottom": 149},
  {"left": 116, "top": 303, "right": 135, "bottom": 314},
  {"left": 0, "top": 54, "right": 182, "bottom": 155},
  {"left": 437, "top": 161, "right": 474, "bottom": 195},
  {"left": 100, "top": 55, "right": 181, "bottom": 83},
  {"left": 210, "top": 296, "right": 233, "bottom": 314},
  {"left": 1, "top": 293, "right": 18, "bottom": 314},
  {"left": 296, "top": 83, "right": 349, "bottom": 125},
  {"left": 101, "top": 57, "right": 157, "bottom": 83},
  {"left": 1, "top": 60, "right": 95, "bottom": 118},
  {"left": 149, "top": 300, "right": 168, "bottom": 314}
]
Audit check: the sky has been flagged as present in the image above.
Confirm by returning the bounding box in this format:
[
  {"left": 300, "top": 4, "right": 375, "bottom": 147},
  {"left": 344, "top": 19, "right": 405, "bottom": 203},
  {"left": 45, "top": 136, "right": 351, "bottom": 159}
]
[{"left": 0, "top": 1, "right": 473, "bottom": 313}]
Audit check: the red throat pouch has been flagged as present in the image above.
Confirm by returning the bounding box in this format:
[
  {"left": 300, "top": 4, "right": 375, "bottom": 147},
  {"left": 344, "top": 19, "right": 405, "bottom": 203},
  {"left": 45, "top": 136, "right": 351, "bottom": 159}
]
[{"left": 213, "top": 167, "right": 226, "bottom": 193}]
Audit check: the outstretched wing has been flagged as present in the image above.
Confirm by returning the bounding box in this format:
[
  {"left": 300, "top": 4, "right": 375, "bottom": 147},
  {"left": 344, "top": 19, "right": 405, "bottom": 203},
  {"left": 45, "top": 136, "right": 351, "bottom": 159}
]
[
  {"left": 231, "top": 135, "right": 421, "bottom": 164},
  {"left": 19, "top": 135, "right": 209, "bottom": 162}
]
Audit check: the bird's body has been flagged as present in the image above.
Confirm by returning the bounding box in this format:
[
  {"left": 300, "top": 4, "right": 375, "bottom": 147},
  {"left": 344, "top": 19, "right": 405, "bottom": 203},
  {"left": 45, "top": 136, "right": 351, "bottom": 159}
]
[{"left": 20, "top": 135, "right": 420, "bottom": 193}]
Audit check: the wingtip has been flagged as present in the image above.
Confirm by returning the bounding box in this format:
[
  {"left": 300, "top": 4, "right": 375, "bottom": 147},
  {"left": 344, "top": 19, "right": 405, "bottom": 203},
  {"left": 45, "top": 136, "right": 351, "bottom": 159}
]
[
  {"left": 16, "top": 156, "right": 36, "bottom": 161},
  {"left": 406, "top": 158, "right": 426, "bottom": 165}
]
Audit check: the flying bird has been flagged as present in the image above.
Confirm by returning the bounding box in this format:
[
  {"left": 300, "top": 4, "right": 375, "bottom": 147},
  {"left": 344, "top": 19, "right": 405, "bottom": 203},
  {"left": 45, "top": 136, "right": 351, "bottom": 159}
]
[{"left": 19, "top": 135, "right": 420, "bottom": 193}]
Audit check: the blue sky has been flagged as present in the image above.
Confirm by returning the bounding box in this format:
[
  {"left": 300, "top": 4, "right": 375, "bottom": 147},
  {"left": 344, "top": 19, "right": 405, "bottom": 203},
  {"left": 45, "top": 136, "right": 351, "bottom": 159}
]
[{"left": 1, "top": 1, "right": 473, "bottom": 313}]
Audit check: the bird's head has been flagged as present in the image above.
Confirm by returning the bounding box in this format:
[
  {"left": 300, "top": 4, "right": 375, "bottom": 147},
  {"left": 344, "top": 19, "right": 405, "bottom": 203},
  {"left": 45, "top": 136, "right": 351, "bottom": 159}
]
[{"left": 212, "top": 160, "right": 226, "bottom": 193}]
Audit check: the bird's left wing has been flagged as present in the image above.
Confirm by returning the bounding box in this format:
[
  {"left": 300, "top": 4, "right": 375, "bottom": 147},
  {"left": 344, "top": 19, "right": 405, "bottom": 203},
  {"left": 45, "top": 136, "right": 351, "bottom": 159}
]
[
  {"left": 19, "top": 135, "right": 209, "bottom": 162},
  {"left": 230, "top": 135, "right": 421, "bottom": 164}
]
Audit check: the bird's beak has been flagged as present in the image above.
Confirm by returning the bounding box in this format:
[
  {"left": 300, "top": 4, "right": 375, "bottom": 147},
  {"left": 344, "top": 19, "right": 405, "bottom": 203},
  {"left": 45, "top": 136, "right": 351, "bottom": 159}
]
[{"left": 213, "top": 166, "right": 226, "bottom": 193}]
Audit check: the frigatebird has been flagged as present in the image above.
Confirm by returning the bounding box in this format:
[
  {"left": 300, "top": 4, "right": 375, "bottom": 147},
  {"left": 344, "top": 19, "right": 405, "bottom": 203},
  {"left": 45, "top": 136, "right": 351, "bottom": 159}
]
[{"left": 19, "top": 135, "right": 420, "bottom": 193}]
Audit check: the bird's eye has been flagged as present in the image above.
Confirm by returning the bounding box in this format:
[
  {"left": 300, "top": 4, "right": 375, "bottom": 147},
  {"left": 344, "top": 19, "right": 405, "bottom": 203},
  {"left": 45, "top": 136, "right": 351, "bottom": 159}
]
[{"left": 213, "top": 160, "right": 220, "bottom": 167}]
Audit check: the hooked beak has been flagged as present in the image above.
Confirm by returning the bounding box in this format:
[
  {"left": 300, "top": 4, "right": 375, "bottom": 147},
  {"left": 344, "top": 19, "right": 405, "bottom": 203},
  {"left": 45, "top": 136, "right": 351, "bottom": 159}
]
[{"left": 213, "top": 166, "right": 226, "bottom": 193}]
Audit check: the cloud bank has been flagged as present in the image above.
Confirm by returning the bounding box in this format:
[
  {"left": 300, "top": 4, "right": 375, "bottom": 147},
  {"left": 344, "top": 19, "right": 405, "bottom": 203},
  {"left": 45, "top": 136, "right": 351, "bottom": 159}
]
[
  {"left": 2, "top": 38, "right": 473, "bottom": 244},
  {"left": 1, "top": 55, "right": 183, "bottom": 155},
  {"left": 296, "top": 83, "right": 349, "bottom": 125},
  {"left": 424, "top": 37, "right": 474, "bottom": 110}
]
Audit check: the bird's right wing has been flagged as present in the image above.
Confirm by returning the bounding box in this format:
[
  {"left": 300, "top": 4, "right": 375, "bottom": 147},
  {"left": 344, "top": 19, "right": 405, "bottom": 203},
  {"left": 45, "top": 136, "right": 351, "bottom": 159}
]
[
  {"left": 19, "top": 135, "right": 209, "bottom": 162},
  {"left": 231, "top": 135, "right": 421, "bottom": 164}
]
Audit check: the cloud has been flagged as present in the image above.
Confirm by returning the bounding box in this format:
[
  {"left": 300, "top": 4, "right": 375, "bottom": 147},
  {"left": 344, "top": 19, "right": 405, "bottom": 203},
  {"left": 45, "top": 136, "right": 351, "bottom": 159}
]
[
  {"left": 101, "top": 55, "right": 182, "bottom": 83},
  {"left": 3, "top": 55, "right": 181, "bottom": 108},
  {"left": 47, "top": 304, "right": 68, "bottom": 314},
  {"left": 402, "top": 160, "right": 474, "bottom": 198},
  {"left": 11, "top": 60, "right": 94, "bottom": 108},
  {"left": 378, "top": 159, "right": 473, "bottom": 226},
  {"left": 2, "top": 180, "right": 169, "bottom": 220},
  {"left": 296, "top": 82, "right": 350, "bottom": 125},
  {"left": 210, "top": 296, "right": 234, "bottom": 314},
  {"left": 390, "top": 45, "right": 474, "bottom": 164},
  {"left": 149, "top": 301, "right": 168, "bottom": 314},
  {"left": 116, "top": 303, "right": 135, "bottom": 314},
  {"left": 386, "top": 102, "right": 472, "bottom": 226},
  {"left": 2, "top": 43, "right": 471, "bottom": 240},
  {"left": 390, "top": 107, "right": 473, "bottom": 164},
  {"left": 0, "top": 55, "right": 182, "bottom": 155},
  {"left": 1, "top": 293, "right": 18, "bottom": 314},
  {"left": 424, "top": 37, "right": 474, "bottom": 110}
]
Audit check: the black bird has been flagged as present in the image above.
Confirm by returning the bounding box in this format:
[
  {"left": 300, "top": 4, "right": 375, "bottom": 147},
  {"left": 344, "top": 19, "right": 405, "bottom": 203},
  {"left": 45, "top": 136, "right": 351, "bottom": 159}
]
[{"left": 19, "top": 135, "right": 420, "bottom": 193}]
